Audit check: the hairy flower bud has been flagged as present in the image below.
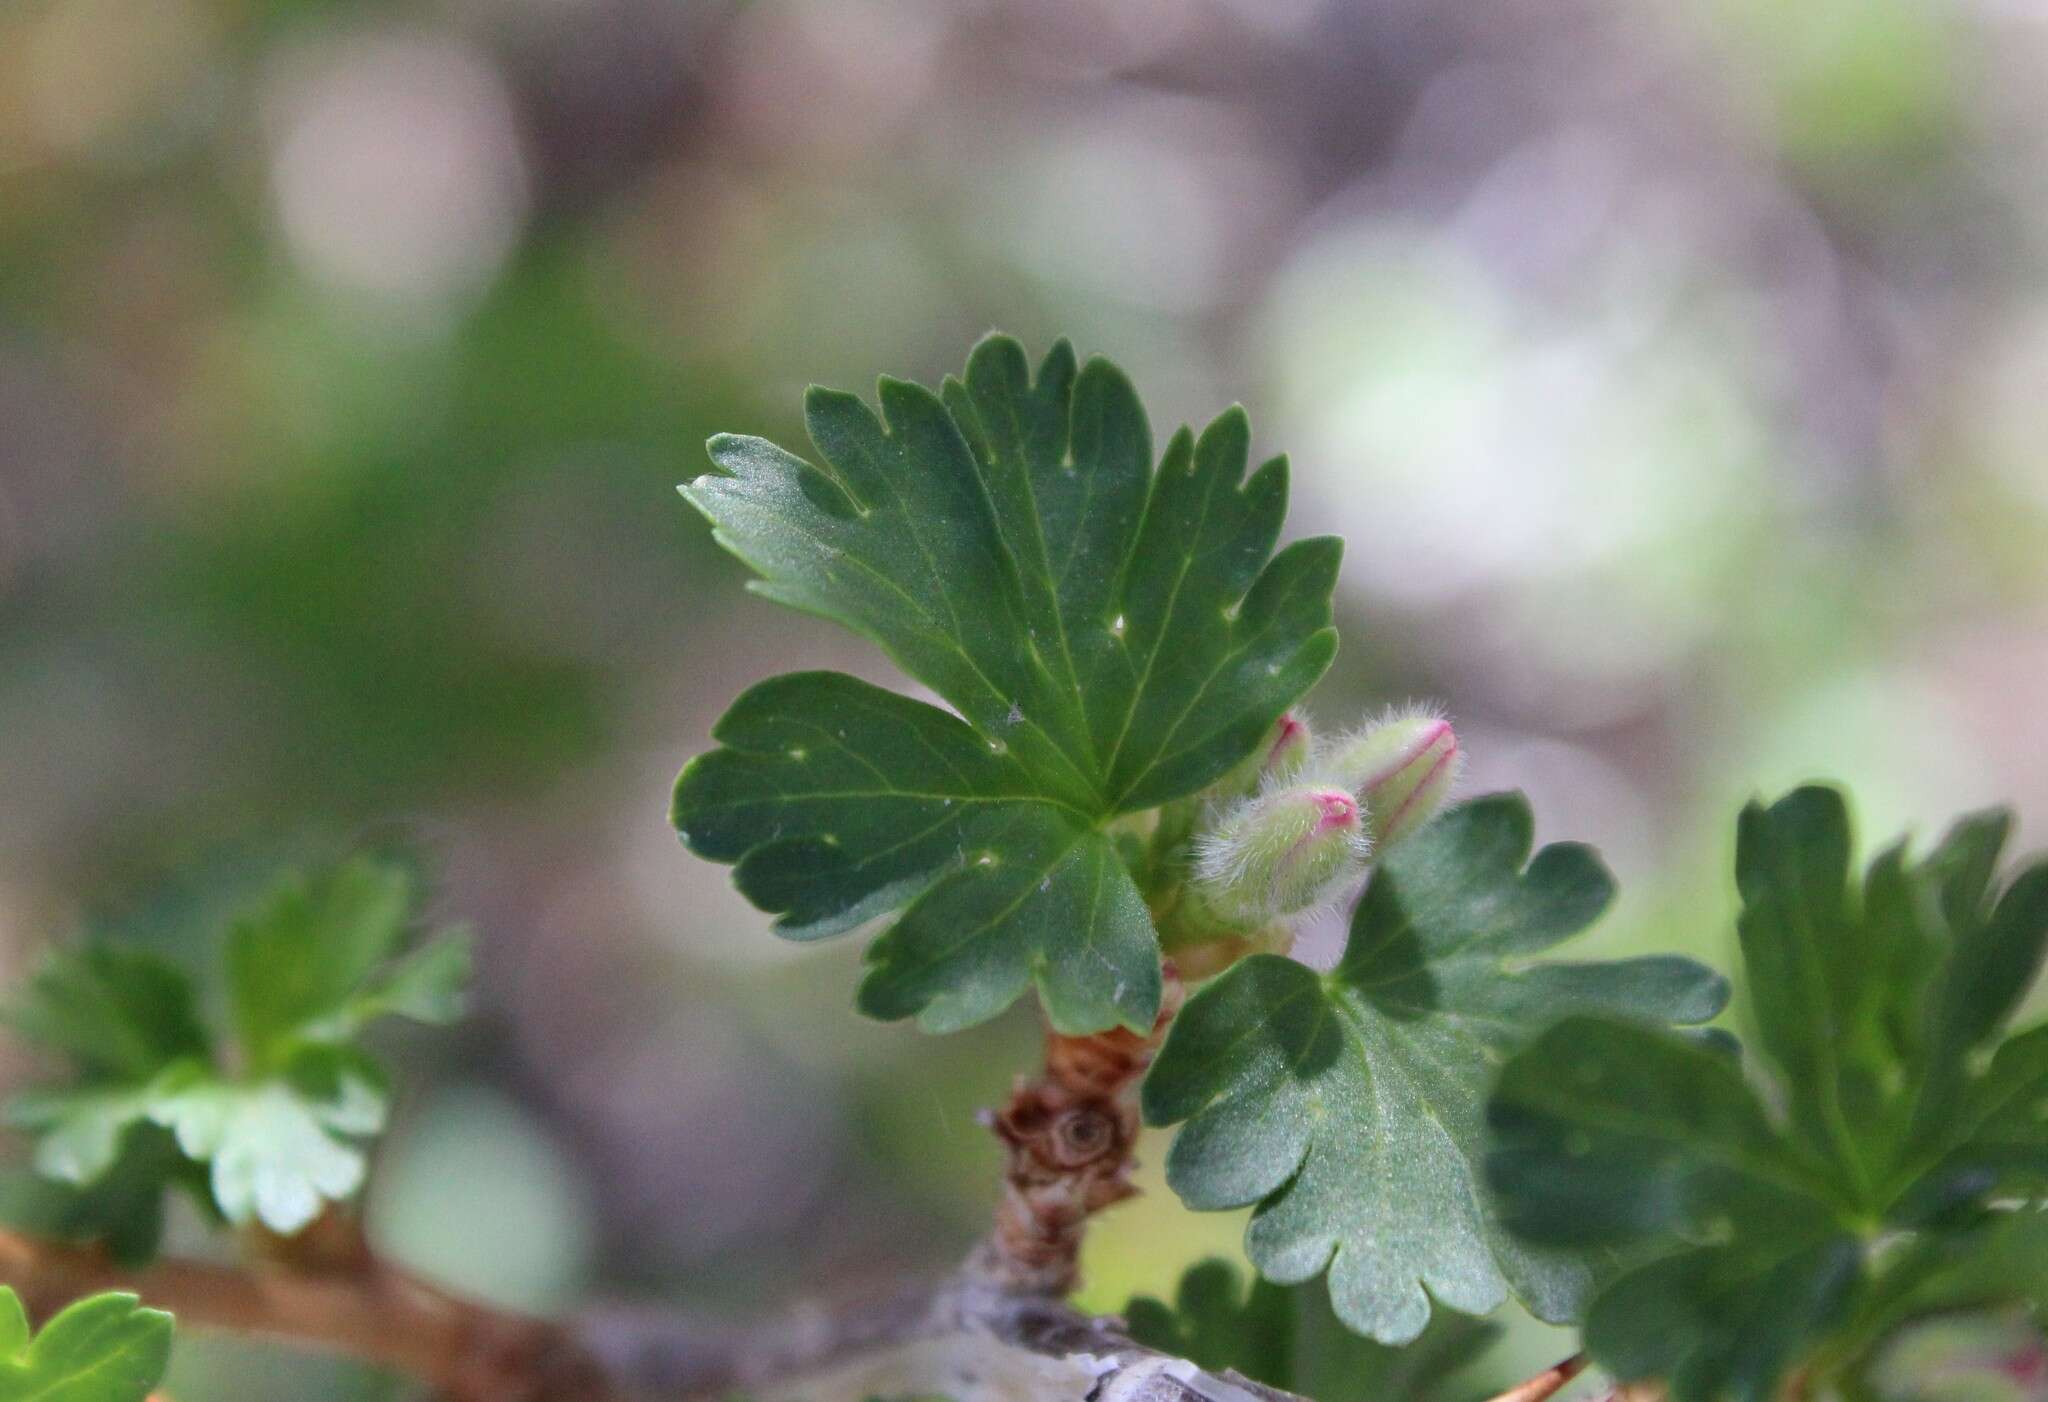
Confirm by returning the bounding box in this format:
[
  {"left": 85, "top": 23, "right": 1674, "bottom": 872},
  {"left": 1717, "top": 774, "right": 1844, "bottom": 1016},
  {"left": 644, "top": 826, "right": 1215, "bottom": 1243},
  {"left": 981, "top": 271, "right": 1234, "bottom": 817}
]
[
  {"left": 1192, "top": 784, "right": 1370, "bottom": 923},
  {"left": 1323, "top": 708, "right": 1463, "bottom": 851},
  {"left": 1210, "top": 711, "right": 1313, "bottom": 801}
]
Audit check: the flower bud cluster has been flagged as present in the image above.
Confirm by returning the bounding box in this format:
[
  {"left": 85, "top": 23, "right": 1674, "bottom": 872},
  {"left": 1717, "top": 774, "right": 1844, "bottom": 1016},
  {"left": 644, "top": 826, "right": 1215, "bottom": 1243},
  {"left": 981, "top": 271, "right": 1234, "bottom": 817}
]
[{"left": 1187, "top": 705, "right": 1464, "bottom": 931}]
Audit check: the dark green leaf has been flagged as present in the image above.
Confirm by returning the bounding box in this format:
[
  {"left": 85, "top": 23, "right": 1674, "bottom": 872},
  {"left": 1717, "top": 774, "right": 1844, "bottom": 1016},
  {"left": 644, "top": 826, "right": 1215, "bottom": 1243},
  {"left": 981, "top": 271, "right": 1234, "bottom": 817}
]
[
  {"left": 0, "top": 1287, "right": 172, "bottom": 1402},
  {"left": 1122, "top": 1258, "right": 1499, "bottom": 1402},
  {"left": 1849, "top": 1210, "right": 2048, "bottom": 1356},
  {"left": 1486, "top": 785, "right": 2048, "bottom": 1402},
  {"left": 676, "top": 335, "right": 1340, "bottom": 1032},
  {"left": 1491, "top": 1016, "right": 1866, "bottom": 1402},
  {"left": 675, "top": 671, "right": 1158, "bottom": 1032},
  {"left": 1584, "top": 1240, "right": 1865, "bottom": 1402},
  {"left": 1143, "top": 794, "right": 1727, "bottom": 1342},
  {"left": 1124, "top": 1258, "right": 1297, "bottom": 1385}
]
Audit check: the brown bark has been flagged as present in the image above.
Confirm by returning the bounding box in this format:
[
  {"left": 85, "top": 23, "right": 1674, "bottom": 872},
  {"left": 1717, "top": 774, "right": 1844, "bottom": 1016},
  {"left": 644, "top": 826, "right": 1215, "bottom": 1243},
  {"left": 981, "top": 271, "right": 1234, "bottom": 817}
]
[
  {"left": 971, "top": 965, "right": 1187, "bottom": 1295},
  {"left": 0, "top": 1226, "right": 616, "bottom": 1402}
]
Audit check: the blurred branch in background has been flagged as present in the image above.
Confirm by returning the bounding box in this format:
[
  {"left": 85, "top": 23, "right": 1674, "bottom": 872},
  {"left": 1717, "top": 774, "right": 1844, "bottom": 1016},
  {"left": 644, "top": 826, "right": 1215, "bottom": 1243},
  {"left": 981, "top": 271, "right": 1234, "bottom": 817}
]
[
  {"left": 0, "top": 1220, "right": 619, "bottom": 1402},
  {"left": 0, "top": 1214, "right": 1604, "bottom": 1402},
  {"left": 0, "top": 1216, "right": 1314, "bottom": 1402}
]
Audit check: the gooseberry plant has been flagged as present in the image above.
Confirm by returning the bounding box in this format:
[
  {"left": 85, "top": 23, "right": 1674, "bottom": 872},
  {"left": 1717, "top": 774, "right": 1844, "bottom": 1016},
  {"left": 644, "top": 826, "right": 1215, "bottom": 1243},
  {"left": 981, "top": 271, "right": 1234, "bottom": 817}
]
[{"left": 0, "top": 335, "right": 2043, "bottom": 1402}]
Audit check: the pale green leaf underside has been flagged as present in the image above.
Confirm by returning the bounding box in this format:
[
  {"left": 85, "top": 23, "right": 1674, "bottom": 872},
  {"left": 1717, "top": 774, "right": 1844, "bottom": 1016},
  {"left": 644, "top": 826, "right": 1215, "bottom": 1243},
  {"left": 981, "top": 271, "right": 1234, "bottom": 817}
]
[
  {"left": 1142, "top": 793, "right": 1728, "bottom": 1343},
  {"left": 152, "top": 1068, "right": 385, "bottom": 1235},
  {"left": 675, "top": 335, "right": 1340, "bottom": 1033},
  {"left": 10, "top": 1058, "right": 387, "bottom": 1236},
  {"left": 0, "top": 1287, "right": 172, "bottom": 1402}
]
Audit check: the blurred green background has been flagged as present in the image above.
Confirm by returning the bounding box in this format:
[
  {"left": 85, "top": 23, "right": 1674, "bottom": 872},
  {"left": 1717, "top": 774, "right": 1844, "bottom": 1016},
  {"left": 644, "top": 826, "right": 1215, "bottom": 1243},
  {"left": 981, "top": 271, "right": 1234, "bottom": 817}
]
[{"left": 3, "top": 0, "right": 2047, "bottom": 1395}]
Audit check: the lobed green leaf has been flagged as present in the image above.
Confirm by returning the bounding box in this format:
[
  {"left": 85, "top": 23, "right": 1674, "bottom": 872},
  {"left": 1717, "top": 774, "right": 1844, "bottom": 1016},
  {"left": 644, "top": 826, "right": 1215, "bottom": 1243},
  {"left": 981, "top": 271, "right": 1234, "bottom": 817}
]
[
  {"left": 1143, "top": 793, "right": 1727, "bottom": 1343},
  {"left": 676, "top": 335, "right": 1340, "bottom": 1032},
  {"left": 1487, "top": 785, "right": 2048, "bottom": 1402}
]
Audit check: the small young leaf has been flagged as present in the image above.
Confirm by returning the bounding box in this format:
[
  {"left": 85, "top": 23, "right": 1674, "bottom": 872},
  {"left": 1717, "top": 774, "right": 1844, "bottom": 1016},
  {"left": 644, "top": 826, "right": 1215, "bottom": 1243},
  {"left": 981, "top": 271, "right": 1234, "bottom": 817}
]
[
  {"left": 676, "top": 335, "right": 1341, "bottom": 1033},
  {"left": 0, "top": 1287, "right": 172, "bottom": 1402},
  {"left": 6, "top": 855, "right": 467, "bottom": 1242},
  {"left": 1487, "top": 786, "right": 2048, "bottom": 1402},
  {"left": 6, "top": 946, "right": 210, "bottom": 1086},
  {"left": 228, "top": 857, "right": 470, "bottom": 1066},
  {"left": 1142, "top": 793, "right": 1728, "bottom": 1343}
]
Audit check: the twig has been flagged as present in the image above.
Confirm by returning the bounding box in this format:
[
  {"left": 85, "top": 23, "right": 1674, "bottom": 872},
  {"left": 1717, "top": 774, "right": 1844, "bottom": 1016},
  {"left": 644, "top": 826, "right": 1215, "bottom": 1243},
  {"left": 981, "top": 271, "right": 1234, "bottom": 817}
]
[
  {"left": 0, "top": 1226, "right": 616, "bottom": 1402},
  {"left": 970, "top": 965, "right": 1186, "bottom": 1295},
  {"left": 0, "top": 1220, "right": 1315, "bottom": 1402},
  {"left": 1484, "top": 1354, "right": 1588, "bottom": 1402}
]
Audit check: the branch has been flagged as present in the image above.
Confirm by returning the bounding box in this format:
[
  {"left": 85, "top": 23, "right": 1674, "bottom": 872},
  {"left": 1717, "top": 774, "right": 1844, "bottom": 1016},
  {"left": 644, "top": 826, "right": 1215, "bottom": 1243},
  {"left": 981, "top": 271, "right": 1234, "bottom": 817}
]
[
  {"left": 0, "top": 1226, "right": 616, "bottom": 1402},
  {"left": 0, "top": 957, "right": 1551, "bottom": 1402},
  {"left": 578, "top": 1277, "right": 1305, "bottom": 1402},
  {"left": 1, "top": 1222, "right": 1580, "bottom": 1402},
  {"left": 971, "top": 966, "right": 1186, "bottom": 1293},
  {"left": 0, "top": 1220, "right": 1306, "bottom": 1401}
]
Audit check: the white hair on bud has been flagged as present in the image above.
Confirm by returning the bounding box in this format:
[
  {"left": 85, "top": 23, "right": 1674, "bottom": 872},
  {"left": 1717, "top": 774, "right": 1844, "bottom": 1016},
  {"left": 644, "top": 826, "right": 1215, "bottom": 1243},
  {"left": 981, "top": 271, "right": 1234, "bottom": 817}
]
[
  {"left": 1192, "top": 792, "right": 1264, "bottom": 892},
  {"left": 1274, "top": 845, "right": 1374, "bottom": 924},
  {"left": 1311, "top": 699, "right": 1448, "bottom": 758},
  {"left": 1304, "top": 701, "right": 1462, "bottom": 795},
  {"left": 1192, "top": 787, "right": 1373, "bottom": 923}
]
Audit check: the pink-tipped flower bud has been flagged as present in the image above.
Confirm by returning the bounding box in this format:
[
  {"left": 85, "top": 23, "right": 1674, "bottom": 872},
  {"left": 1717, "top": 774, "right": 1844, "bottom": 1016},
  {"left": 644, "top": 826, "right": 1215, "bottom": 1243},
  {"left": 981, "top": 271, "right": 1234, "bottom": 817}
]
[
  {"left": 1323, "top": 708, "right": 1463, "bottom": 851},
  {"left": 1192, "top": 783, "right": 1371, "bottom": 923},
  {"left": 1211, "top": 711, "right": 1313, "bottom": 801}
]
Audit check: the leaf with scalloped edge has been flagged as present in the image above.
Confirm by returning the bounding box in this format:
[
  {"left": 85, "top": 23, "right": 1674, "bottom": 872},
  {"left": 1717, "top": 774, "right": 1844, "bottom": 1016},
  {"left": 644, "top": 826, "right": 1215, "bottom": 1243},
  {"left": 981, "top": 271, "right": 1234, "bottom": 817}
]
[
  {"left": 1142, "top": 793, "right": 1728, "bottom": 1343},
  {"left": 675, "top": 335, "right": 1340, "bottom": 1033}
]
